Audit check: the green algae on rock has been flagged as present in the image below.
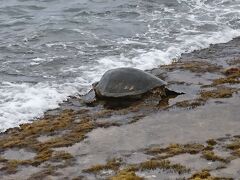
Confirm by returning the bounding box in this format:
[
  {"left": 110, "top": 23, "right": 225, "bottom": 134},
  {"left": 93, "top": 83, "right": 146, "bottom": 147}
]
[
  {"left": 146, "top": 143, "right": 205, "bottom": 158},
  {"left": 200, "top": 87, "right": 238, "bottom": 100},
  {"left": 83, "top": 158, "right": 122, "bottom": 173},
  {"left": 161, "top": 61, "right": 222, "bottom": 73},
  {"left": 175, "top": 99, "right": 205, "bottom": 109},
  {"left": 110, "top": 170, "right": 143, "bottom": 180},
  {"left": 0, "top": 109, "right": 94, "bottom": 174},
  {"left": 189, "top": 170, "right": 233, "bottom": 180},
  {"left": 138, "top": 159, "right": 190, "bottom": 174},
  {"left": 201, "top": 150, "right": 228, "bottom": 163},
  {"left": 206, "top": 139, "right": 217, "bottom": 146}
]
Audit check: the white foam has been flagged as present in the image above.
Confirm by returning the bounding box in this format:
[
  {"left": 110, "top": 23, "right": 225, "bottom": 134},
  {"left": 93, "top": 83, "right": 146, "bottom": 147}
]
[
  {"left": 30, "top": 57, "right": 47, "bottom": 65},
  {"left": 95, "top": 29, "right": 240, "bottom": 71},
  {"left": 46, "top": 42, "right": 68, "bottom": 49},
  {"left": 0, "top": 82, "right": 78, "bottom": 132}
]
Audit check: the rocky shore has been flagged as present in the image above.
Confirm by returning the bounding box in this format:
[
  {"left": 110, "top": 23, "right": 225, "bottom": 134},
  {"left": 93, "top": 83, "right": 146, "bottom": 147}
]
[{"left": 0, "top": 37, "right": 240, "bottom": 180}]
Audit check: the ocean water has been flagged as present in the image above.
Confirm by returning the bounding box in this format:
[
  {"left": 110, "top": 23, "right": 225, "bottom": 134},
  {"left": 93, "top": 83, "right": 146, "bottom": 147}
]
[{"left": 0, "top": 0, "right": 240, "bottom": 132}]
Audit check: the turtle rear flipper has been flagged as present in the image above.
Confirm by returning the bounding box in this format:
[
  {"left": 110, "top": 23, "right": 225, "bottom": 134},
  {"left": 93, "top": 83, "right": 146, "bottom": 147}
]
[{"left": 165, "top": 88, "right": 184, "bottom": 96}]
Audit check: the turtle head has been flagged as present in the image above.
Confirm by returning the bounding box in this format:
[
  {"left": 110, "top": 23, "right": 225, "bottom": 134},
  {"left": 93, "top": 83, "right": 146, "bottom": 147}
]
[
  {"left": 92, "top": 81, "right": 103, "bottom": 98},
  {"left": 92, "top": 82, "right": 99, "bottom": 89}
]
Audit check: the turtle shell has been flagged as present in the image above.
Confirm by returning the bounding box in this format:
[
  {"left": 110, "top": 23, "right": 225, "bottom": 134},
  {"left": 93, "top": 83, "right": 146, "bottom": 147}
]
[{"left": 94, "top": 67, "right": 167, "bottom": 98}]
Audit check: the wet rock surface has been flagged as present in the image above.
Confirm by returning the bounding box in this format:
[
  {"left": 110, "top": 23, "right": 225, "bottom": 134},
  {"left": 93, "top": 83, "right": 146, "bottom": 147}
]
[{"left": 0, "top": 37, "right": 240, "bottom": 179}]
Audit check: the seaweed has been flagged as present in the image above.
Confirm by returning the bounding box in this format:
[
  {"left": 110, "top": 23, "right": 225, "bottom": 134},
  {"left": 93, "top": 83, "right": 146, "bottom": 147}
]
[
  {"left": 161, "top": 61, "right": 222, "bottom": 73},
  {"left": 206, "top": 139, "right": 217, "bottom": 146},
  {"left": 110, "top": 170, "right": 143, "bottom": 180},
  {"left": 27, "top": 165, "right": 58, "bottom": 180},
  {"left": 200, "top": 87, "right": 237, "bottom": 100},
  {"left": 226, "top": 139, "right": 240, "bottom": 157},
  {"left": 175, "top": 99, "right": 205, "bottom": 109},
  {"left": 212, "top": 76, "right": 240, "bottom": 86},
  {"left": 189, "top": 170, "right": 212, "bottom": 179},
  {"left": 146, "top": 143, "right": 205, "bottom": 158},
  {"left": 0, "top": 110, "right": 95, "bottom": 174},
  {"left": 83, "top": 158, "right": 122, "bottom": 173},
  {"left": 189, "top": 170, "right": 233, "bottom": 180},
  {"left": 201, "top": 150, "right": 227, "bottom": 162},
  {"left": 138, "top": 160, "right": 190, "bottom": 174}
]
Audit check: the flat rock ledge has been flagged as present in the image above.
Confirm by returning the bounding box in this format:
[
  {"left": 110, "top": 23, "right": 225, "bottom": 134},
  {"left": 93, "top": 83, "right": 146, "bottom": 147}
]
[{"left": 0, "top": 37, "right": 240, "bottom": 179}]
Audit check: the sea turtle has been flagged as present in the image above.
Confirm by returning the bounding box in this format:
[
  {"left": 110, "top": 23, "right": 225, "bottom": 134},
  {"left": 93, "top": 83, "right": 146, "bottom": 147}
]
[{"left": 88, "top": 67, "right": 176, "bottom": 100}]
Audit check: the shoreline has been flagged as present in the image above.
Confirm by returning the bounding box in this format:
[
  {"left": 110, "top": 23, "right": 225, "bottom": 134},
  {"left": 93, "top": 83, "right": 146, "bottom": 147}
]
[
  {"left": 2, "top": 32, "right": 240, "bottom": 134},
  {"left": 0, "top": 37, "right": 240, "bottom": 179}
]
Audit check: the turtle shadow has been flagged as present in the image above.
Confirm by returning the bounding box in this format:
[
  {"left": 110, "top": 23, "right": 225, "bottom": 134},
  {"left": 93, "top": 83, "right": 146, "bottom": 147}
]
[
  {"left": 102, "top": 99, "right": 141, "bottom": 110},
  {"left": 81, "top": 87, "right": 183, "bottom": 110}
]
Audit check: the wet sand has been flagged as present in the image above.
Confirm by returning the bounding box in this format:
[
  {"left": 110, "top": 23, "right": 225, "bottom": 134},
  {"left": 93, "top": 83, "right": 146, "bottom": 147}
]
[{"left": 0, "top": 37, "right": 240, "bottom": 179}]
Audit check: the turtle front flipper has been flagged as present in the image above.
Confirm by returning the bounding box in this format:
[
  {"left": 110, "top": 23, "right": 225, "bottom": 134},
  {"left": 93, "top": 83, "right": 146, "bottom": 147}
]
[{"left": 81, "top": 89, "right": 96, "bottom": 105}]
